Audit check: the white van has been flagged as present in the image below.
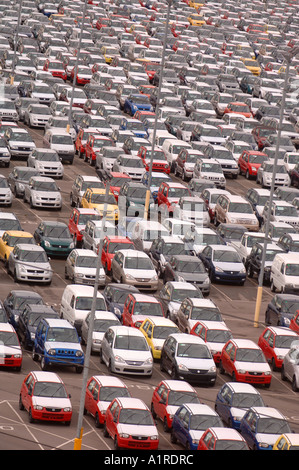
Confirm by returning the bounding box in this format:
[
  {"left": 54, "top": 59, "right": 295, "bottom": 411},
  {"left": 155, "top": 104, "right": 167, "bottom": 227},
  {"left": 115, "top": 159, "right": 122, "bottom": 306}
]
[
  {"left": 60, "top": 285, "right": 107, "bottom": 333},
  {"left": 43, "top": 129, "right": 75, "bottom": 163},
  {"left": 162, "top": 139, "right": 192, "bottom": 172},
  {"left": 270, "top": 253, "right": 299, "bottom": 294}
]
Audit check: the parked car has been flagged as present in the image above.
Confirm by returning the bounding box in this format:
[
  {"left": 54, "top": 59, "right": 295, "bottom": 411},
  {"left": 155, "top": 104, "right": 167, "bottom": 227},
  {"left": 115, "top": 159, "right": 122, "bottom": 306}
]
[
  {"left": 281, "top": 341, "right": 299, "bottom": 391},
  {"left": 7, "top": 244, "right": 53, "bottom": 285},
  {"left": 33, "top": 221, "right": 74, "bottom": 257},
  {"left": 23, "top": 176, "right": 62, "bottom": 210},
  {"left": 17, "top": 304, "right": 59, "bottom": 350},
  {"left": 197, "top": 427, "right": 249, "bottom": 450},
  {"left": 27, "top": 148, "right": 64, "bottom": 179},
  {"left": 258, "top": 326, "right": 298, "bottom": 371},
  {"left": 111, "top": 249, "right": 158, "bottom": 291},
  {"left": 163, "top": 255, "right": 211, "bottom": 294},
  {"left": 81, "top": 311, "right": 121, "bottom": 354},
  {"left": 0, "top": 322, "right": 22, "bottom": 371}
]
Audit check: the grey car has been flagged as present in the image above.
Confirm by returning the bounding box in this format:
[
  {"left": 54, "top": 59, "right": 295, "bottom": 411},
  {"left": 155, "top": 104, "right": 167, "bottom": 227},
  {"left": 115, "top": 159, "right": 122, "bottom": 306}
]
[
  {"left": 70, "top": 174, "right": 104, "bottom": 208},
  {"left": 81, "top": 311, "right": 121, "bottom": 354},
  {"left": 281, "top": 341, "right": 299, "bottom": 392},
  {"left": 27, "top": 148, "right": 64, "bottom": 179},
  {"left": 65, "top": 248, "right": 106, "bottom": 285},
  {"left": 82, "top": 219, "right": 116, "bottom": 252},
  {"left": 7, "top": 243, "right": 53, "bottom": 284},
  {"left": 8, "top": 166, "right": 40, "bottom": 198},
  {"left": 23, "top": 176, "right": 62, "bottom": 210}
]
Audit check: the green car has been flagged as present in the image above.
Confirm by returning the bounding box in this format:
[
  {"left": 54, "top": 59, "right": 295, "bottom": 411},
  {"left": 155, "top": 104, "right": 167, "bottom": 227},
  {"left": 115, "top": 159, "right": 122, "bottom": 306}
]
[{"left": 33, "top": 220, "right": 74, "bottom": 257}]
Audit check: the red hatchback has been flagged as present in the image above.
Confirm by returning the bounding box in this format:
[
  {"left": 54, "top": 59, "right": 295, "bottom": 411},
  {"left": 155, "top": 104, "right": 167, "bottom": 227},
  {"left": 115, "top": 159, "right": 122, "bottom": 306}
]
[
  {"left": 290, "top": 310, "right": 299, "bottom": 333},
  {"left": 103, "top": 397, "right": 159, "bottom": 450},
  {"left": 84, "top": 135, "right": 114, "bottom": 165},
  {"left": 151, "top": 380, "right": 200, "bottom": 432},
  {"left": 137, "top": 145, "right": 170, "bottom": 174},
  {"left": 257, "top": 326, "right": 298, "bottom": 370},
  {"left": 122, "top": 293, "right": 164, "bottom": 328},
  {"left": 219, "top": 338, "right": 272, "bottom": 387},
  {"left": 156, "top": 181, "right": 192, "bottom": 215},
  {"left": 238, "top": 150, "right": 268, "bottom": 179},
  {"left": 0, "top": 323, "right": 22, "bottom": 371},
  {"left": 84, "top": 375, "right": 131, "bottom": 427},
  {"left": 101, "top": 236, "right": 135, "bottom": 274},
  {"left": 19, "top": 371, "right": 72, "bottom": 424},
  {"left": 197, "top": 427, "right": 249, "bottom": 450}
]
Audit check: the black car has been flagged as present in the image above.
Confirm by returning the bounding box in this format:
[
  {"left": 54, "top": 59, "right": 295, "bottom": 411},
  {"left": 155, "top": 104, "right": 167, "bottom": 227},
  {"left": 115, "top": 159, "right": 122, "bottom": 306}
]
[
  {"left": 245, "top": 242, "right": 284, "bottom": 284},
  {"left": 4, "top": 290, "right": 44, "bottom": 330},
  {"left": 148, "top": 236, "right": 189, "bottom": 278},
  {"left": 17, "top": 304, "right": 59, "bottom": 349},
  {"left": 216, "top": 223, "right": 247, "bottom": 245},
  {"left": 255, "top": 104, "right": 280, "bottom": 121},
  {"left": 276, "top": 233, "right": 299, "bottom": 253},
  {"left": 265, "top": 294, "right": 299, "bottom": 327},
  {"left": 102, "top": 283, "right": 140, "bottom": 321},
  {"left": 163, "top": 255, "right": 210, "bottom": 295},
  {"left": 188, "top": 178, "right": 216, "bottom": 196}
]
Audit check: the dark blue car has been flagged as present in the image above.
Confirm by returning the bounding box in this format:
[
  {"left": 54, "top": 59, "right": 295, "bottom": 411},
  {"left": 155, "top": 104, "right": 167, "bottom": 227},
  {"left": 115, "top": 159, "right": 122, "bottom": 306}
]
[
  {"left": 171, "top": 403, "right": 224, "bottom": 450},
  {"left": 102, "top": 283, "right": 140, "bottom": 320},
  {"left": 4, "top": 290, "right": 44, "bottom": 330},
  {"left": 215, "top": 382, "right": 265, "bottom": 430},
  {"left": 123, "top": 93, "right": 153, "bottom": 116},
  {"left": 199, "top": 244, "right": 246, "bottom": 285},
  {"left": 265, "top": 293, "right": 299, "bottom": 327}
]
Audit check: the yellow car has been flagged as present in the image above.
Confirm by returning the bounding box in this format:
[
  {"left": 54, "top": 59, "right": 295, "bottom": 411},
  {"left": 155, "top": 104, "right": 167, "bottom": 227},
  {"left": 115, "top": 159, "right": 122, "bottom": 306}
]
[
  {"left": 100, "top": 45, "right": 120, "bottom": 64},
  {"left": 273, "top": 433, "right": 299, "bottom": 450},
  {"left": 139, "top": 317, "right": 179, "bottom": 360},
  {"left": 188, "top": 14, "right": 206, "bottom": 26},
  {"left": 242, "top": 58, "right": 261, "bottom": 75},
  {"left": 81, "top": 188, "right": 119, "bottom": 221},
  {"left": 188, "top": 1, "right": 205, "bottom": 9},
  {"left": 0, "top": 230, "right": 35, "bottom": 264}
]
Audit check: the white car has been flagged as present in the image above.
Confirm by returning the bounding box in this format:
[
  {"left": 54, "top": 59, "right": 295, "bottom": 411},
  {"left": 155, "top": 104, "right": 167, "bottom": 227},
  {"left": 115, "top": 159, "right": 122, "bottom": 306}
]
[
  {"left": 7, "top": 243, "right": 53, "bottom": 284},
  {"left": 0, "top": 322, "right": 22, "bottom": 370},
  {"left": 100, "top": 325, "right": 153, "bottom": 376},
  {"left": 23, "top": 176, "right": 62, "bottom": 210},
  {"left": 257, "top": 159, "right": 290, "bottom": 188},
  {"left": 112, "top": 155, "right": 145, "bottom": 181},
  {"left": 65, "top": 248, "right": 105, "bottom": 285},
  {"left": 0, "top": 98, "right": 18, "bottom": 121},
  {"left": 81, "top": 311, "right": 121, "bottom": 353},
  {"left": 27, "top": 148, "right": 64, "bottom": 179},
  {"left": 231, "top": 231, "right": 266, "bottom": 263},
  {"left": 193, "top": 158, "right": 226, "bottom": 189},
  {"left": 43, "top": 129, "right": 75, "bottom": 164},
  {"left": 4, "top": 127, "right": 36, "bottom": 158},
  {"left": 24, "top": 104, "right": 51, "bottom": 128},
  {"left": 0, "top": 174, "right": 13, "bottom": 206},
  {"left": 173, "top": 196, "right": 210, "bottom": 226}
]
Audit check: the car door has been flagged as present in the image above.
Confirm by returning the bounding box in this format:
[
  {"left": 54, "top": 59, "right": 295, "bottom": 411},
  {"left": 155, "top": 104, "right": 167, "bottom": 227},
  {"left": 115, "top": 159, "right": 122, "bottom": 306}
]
[
  {"left": 258, "top": 328, "right": 273, "bottom": 362},
  {"left": 85, "top": 378, "right": 98, "bottom": 416},
  {"left": 21, "top": 373, "right": 35, "bottom": 412},
  {"left": 221, "top": 341, "right": 235, "bottom": 375},
  {"left": 162, "top": 336, "right": 176, "bottom": 372},
  {"left": 105, "top": 400, "right": 120, "bottom": 438}
]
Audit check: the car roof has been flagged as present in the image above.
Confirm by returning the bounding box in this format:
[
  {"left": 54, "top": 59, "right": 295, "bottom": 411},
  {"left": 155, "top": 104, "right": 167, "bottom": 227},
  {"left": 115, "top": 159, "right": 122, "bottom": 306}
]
[
  {"left": 92, "top": 375, "right": 128, "bottom": 388},
  {"left": 31, "top": 371, "right": 63, "bottom": 383},
  {"left": 224, "top": 382, "right": 262, "bottom": 394},
  {"left": 116, "top": 397, "right": 148, "bottom": 410},
  {"left": 265, "top": 326, "right": 298, "bottom": 336},
  {"left": 209, "top": 427, "right": 246, "bottom": 440},
  {"left": 184, "top": 403, "right": 219, "bottom": 416},
  {"left": 162, "top": 380, "right": 196, "bottom": 392},
  {"left": 131, "top": 293, "right": 160, "bottom": 303},
  {"left": 0, "top": 322, "right": 16, "bottom": 333},
  {"left": 143, "top": 317, "right": 176, "bottom": 327},
  {"left": 43, "top": 318, "right": 75, "bottom": 329},
  {"left": 251, "top": 407, "right": 286, "bottom": 419}
]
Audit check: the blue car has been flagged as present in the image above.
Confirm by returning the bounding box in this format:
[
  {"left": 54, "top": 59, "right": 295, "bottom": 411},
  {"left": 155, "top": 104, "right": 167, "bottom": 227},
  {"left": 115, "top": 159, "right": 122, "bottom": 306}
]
[
  {"left": 119, "top": 117, "right": 147, "bottom": 138},
  {"left": 215, "top": 382, "right": 265, "bottom": 430},
  {"left": 123, "top": 93, "right": 153, "bottom": 116},
  {"left": 240, "top": 406, "right": 292, "bottom": 450},
  {"left": 171, "top": 403, "right": 224, "bottom": 450},
  {"left": 199, "top": 244, "right": 246, "bottom": 285},
  {"left": 32, "top": 318, "right": 84, "bottom": 373}
]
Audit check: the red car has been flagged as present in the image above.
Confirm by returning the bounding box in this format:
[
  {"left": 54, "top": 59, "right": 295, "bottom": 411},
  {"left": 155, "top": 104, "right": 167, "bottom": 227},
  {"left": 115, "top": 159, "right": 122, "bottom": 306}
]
[
  {"left": 70, "top": 65, "right": 92, "bottom": 85},
  {"left": 101, "top": 236, "right": 135, "bottom": 274},
  {"left": 43, "top": 59, "right": 67, "bottom": 80},
  {"left": 84, "top": 375, "right": 131, "bottom": 427},
  {"left": 257, "top": 326, "right": 298, "bottom": 370},
  {"left": 133, "top": 110, "right": 155, "bottom": 121},
  {"left": 19, "top": 371, "right": 72, "bottom": 424},
  {"left": 68, "top": 207, "right": 101, "bottom": 247},
  {"left": 156, "top": 181, "right": 192, "bottom": 214},
  {"left": 137, "top": 145, "right": 170, "bottom": 174},
  {"left": 75, "top": 128, "right": 100, "bottom": 158},
  {"left": 0, "top": 323, "right": 22, "bottom": 371},
  {"left": 143, "top": 61, "right": 161, "bottom": 81},
  {"left": 252, "top": 126, "right": 275, "bottom": 150},
  {"left": 150, "top": 380, "right": 200, "bottom": 432},
  {"left": 103, "top": 397, "right": 159, "bottom": 450},
  {"left": 122, "top": 293, "right": 164, "bottom": 328},
  {"left": 106, "top": 172, "right": 131, "bottom": 201},
  {"left": 290, "top": 310, "right": 299, "bottom": 333},
  {"left": 197, "top": 427, "right": 249, "bottom": 450},
  {"left": 223, "top": 102, "right": 253, "bottom": 118},
  {"left": 84, "top": 135, "right": 113, "bottom": 165},
  {"left": 219, "top": 339, "right": 272, "bottom": 387},
  {"left": 238, "top": 150, "right": 268, "bottom": 179},
  {"left": 139, "top": 84, "right": 156, "bottom": 98}
]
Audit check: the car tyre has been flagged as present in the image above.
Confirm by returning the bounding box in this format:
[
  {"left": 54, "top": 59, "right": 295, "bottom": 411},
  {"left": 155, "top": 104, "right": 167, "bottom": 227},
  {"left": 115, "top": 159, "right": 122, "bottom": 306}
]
[
  {"left": 19, "top": 395, "right": 24, "bottom": 410},
  {"left": 29, "top": 408, "right": 34, "bottom": 423},
  {"left": 103, "top": 423, "right": 109, "bottom": 438},
  {"left": 170, "top": 430, "right": 177, "bottom": 444},
  {"left": 41, "top": 356, "right": 48, "bottom": 371},
  {"left": 292, "top": 376, "right": 299, "bottom": 392}
]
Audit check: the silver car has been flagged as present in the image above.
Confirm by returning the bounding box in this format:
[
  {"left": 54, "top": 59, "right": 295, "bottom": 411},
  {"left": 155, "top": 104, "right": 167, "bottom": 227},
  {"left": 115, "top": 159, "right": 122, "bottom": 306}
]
[
  {"left": 7, "top": 243, "right": 52, "bottom": 284},
  {"left": 111, "top": 249, "right": 159, "bottom": 291},
  {"left": 100, "top": 325, "right": 153, "bottom": 376},
  {"left": 281, "top": 341, "right": 299, "bottom": 392},
  {"left": 23, "top": 176, "right": 62, "bottom": 210},
  {"left": 82, "top": 220, "right": 116, "bottom": 252},
  {"left": 24, "top": 103, "right": 51, "bottom": 128},
  {"left": 65, "top": 248, "right": 106, "bottom": 285},
  {"left": 27, "top": 148, "right": 64, "bottom": 179},
  {"left": 81, "top": 311, "right": 121, "bottom": 354},
  {"left": 70, "top": 174, "right": 104, "bottom": 208},
  {"left": 0, "top": 175, "right": 13, "bottom": 206}
]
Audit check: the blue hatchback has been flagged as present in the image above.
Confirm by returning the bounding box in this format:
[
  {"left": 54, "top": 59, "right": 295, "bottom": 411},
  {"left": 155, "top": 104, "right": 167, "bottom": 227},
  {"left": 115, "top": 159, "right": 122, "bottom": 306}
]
[
  {"left": 199, "top": 244, "right": 246, "bottom": 285},
  {"left": 215, "top": 382, "right": 265, "bottom": 430},
  {"left": 171, "top": 403, "right": 224, "bottom": 450},
  {"left": 123, "top": 94, "right": 153, "bottom": 116}
]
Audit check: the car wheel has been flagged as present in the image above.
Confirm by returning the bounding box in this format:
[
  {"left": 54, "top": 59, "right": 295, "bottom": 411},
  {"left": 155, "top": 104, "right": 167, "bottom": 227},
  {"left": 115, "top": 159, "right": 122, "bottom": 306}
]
[
  {"left": 270, "top": 280, "right": 276, "bottom": 292},
  {"left": 292, "top": 376, "right": 299, "bottom": 392},
  {"left": 219, "top": 361, "right": 225, "bottom": 375},
  {"left": 245, "top": 170, "right": 250, "bottom": 180},
  {"left": 271, "top": 357, "right": 277, "bottom": 372},
  {"left": 163, "top": 417, "right": 170, "bottom": 433},
  {"left": 171, "top": 366, "right": 177, "bottom": 379},
  {"left": 114, "top": 436, "right": 119, "bottom": 450},
  {"left": 103, "top": 423, "right": 109, "bottom": 437},
  {"left": 32, "top": 348, "right": 39, "bottom": 361},
  {"left": 29, "top": 408, "right": 34, "bottom": 423},
  {"left": 281, "top": 365, "right": 287, "bottom": 381},
  {"left": 19, "top": 395, "right": 24, "bottom": 410},
  {"left": 170, "top": 430, "right": 177, "bottom": 444},
  {"left": 151, "top": 403, "right": 156, "bottom": 419},
  {"left": 95, "top": 413, "right": 101, "bottom": 428},
  {"left": 41, "top": 357, "right": 48, "bottom": 371},
  {"left": 76, "top": 366, "right": 83, "bottom": 374},
  {"left": 246, "top": 264, "right": 253, "bottom": 277}
]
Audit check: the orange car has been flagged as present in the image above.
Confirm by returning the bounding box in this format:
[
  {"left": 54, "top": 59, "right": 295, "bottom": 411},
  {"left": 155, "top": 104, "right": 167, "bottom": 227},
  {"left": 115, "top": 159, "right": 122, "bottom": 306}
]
[{"left": 223, "top": 102, "right": 253, "bottom": 118}]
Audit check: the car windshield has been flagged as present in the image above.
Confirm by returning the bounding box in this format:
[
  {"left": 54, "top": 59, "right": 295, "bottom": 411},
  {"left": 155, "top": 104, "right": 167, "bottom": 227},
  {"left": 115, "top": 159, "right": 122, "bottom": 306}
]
[
  {"left": 10, "top": 132, "right": 33, "bottom": 142},
  {"left": 257, "top": 417, "right": 291, "bottom": 435},
  {"left": 47, "top": 327, "right": 79, "bottom": 343},
  {"left": 213, "top": 250, "right": 242, "bottom": 263},
  {"left": 0, "top": 331, "right": 19, "bottom": 346},
  {"left": 78, "top": 213, "right": 101, "bottom": 225},
  {"left": 44, "top": 226, "right": 70, "bottom": 238},
  {"left": 235, "top": 348, "right": 266, "bottom": 363},
  {"left": 285, "top": 264, "right": 299, "bottom": 276},
  {"left": 171, "top": 289, "right": 202, "bottom": 302},
  {"left": 281, "top": 300, "right": 299, "bottom": 313},
  {"left": 177, "top": 342, "right": 211, "bottom": 359},
  {"left": 33, "top": 181, "right": 58, "bottom": 192},
  {"left": 231, "top": 392, "right": 264, "bottom": 408},
  {"left": 168, "top": 187, "right": 191, "bottom": 198},
  {"left": 93, "top": 319, "right": 120, "bottom": 332},
  {"left": 168, "top": 391, "right": 200, "bottom": 406},
  {"left": 18, "top": 250, "right": 48, "bottom": 263},
  {"left": 33, "top": 382, "right": 68, "bottom": 398},
  {"left": 28, "top": 312, "right": 57, "bottom": 326},
  {"left": 265, "top": 249, "right": 282, "bottom": 261},
  {"left": 202, "top": 163, "right": 222, "bottom": 173},
  {"left": 143, "top": 230, "right": 168, "bottom": 241},
  {"left": 176, "top": 260, "right": 205, "bottom": 273},
  {"left": 275, "top": 205, "right": 298, "bottom": 217},
  {"left": 99, "top": 386, "right": 130, "bottom": 402},
  {"left": 51, "top": 135, "right": 73, "bottom": 145},
  {"left": 75, "top": 297, "right": 106, "bottom": 311},
  {"left": 122, "top": 159, "right": 144, "bottom": 168},
  {"left": 215, "top": 440, "right": 248, "bottom": 450},
  {"left": 190, "top": 414, "right": 223, "bottom": 430},
  {"left": 118, "top": 409, "right": 154, "bottom": 425},
  {"left": 275, "top": 334, "right": 298, "bottom": 348},
  {"left": 127, "top": 187, "right": 147, "bottom": 198},
  {"left": 248, "top": 154, "right": 268, "bottom": 164},
  {"left": 228, "top": 202, "right": 253, "bottom": 213},
  {"left": 153, "top": 325, "right": 179, "bottom": 339},
  {"left": 76, "top": 256, "right": 97, "bottom": 268},
  {"left": 124, "top": 256, "right": 153, "bottom": 270},
  {"left": 90, "top": 194, "right": 116, "bottom": 204},
  {"left": 82, "top": 182, "right": 104, "bottom": 191},
  {"left": 114, "top": 334, "right": 149, "bottom": 351},
  {"left": 35, "top": 152, "right": 59, "bottom": 162},
  {"left": 0, "top": 219, "right": 22, "bottom": 230},
  {"left": 133, "top": 302, "right": 163, "bottom": 316},
  {"left": 206, "top": 329, "right": 233, "bottom": 343},
  {"left": 8, "top": 236, "right": 34, "bottom": 246},
  {"left": 191, "top": 307, "right": 222, "bottom": 321},
  {"left": 162, "top": 243, "right": 185, "bottom": 255},
  {"left": 109, "top": 289, "right": 131, "bottom": 303}
]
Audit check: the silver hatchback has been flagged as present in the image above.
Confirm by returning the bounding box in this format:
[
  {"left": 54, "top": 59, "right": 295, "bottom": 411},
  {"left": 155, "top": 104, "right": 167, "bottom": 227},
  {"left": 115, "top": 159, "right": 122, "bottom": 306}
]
[
  {"left": 23, "top": 176, "right": 62, "bottom": 210},
  {"left": 281, "top": 341, "right": 299, "bottom": 392},
  {"left": 7, "top": 243, "right": 52, "bottom": 284}
]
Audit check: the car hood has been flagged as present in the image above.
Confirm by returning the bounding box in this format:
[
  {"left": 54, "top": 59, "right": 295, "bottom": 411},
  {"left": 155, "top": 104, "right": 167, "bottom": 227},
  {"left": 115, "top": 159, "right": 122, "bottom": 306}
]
[
  {"left": 45, "top": 341, "right": 83, "bottom": 352},
  {"left": 43, "top": 237, "right": 72, "bottom": 246},
  {"left": 124, "top": 268, "right": 156, "bottom": 279},
  {"left": 10, "top": 139, "right": 35, "bottom": 147},
  {"left": 32, "top": 396, "right": 71, "bottom": 409},
  {"left": 254, "top": 433, "right": 281, "bottom": 447},
  {"left": 31, "top": 190, "right": 61, "bottom": 197},
  {"left": 113, "top": 349, "right": 151, "bottom": 362},
  {"left": 178, "top": 271, "right": 209, "bottom": 282},
  {"left": 117, "top": 423, "right": 158, "bottom": 437},
  {"left": 0, "top": 344, "right": 21, "bottom": 356},
  {"left": 234, "top": 361, "right": 271, "bottom": 373},
  {"left": 213, "top": 261, "right": 244, "bottom": 271},
  {"left": 176, "top": 357, "right": 215, "bottom": 370}
]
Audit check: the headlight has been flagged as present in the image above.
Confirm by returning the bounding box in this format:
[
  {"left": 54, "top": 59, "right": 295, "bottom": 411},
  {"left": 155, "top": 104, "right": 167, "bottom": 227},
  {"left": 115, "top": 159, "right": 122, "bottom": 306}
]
[
  {"left": 178, "top": 363, "right": 189, "bottom": 371},
  {"left": 13, "top": 354, "right": 22, "bottom": 358},
  {"left": 119, "top": 433, "right": 130, "bottom": 438},
  {"left": 209, "top": 365, "right": 216, "bottom": 373},
  {"left": 259, "top": 442, "right": 271, "bottom": 449},
  {"left": 215, "top": 266, "right": 224, "bottom": 272},
  {"left": 75, "top": 350, "right": 83, "bottom": 357},
  {"left": 48, "top": 349, "right": 56, "bottom": 355},
  {"left": 177, "top": 275, "right": 185, "bottom": 282},
  {"left": 151, "top": 275, "right": 158, "bottom": 281},
  {"left": 114, "top": 307, "right": 121, "bottom": 317},
  {"left": 150, "top": 435, "right": 159, "bottom": 440},
  {"left": 33, "top": 405, "right": 43, "bottom": 410},
  {"left": 237, "top": 369, "right": 246, "bottom": 374},
  {"left": 115, "top": 355, "right": 126, "bottom": 363},
  {"left": 69, "top": 242, "right": 75, "bottom": 249},
  {"left": 125, "top": 273, "right": 135, "bottom": 280},
  {"left": 44, "top": 240, "right": 51, "bottom": 247},
  {"left": 63, "top": 407, "right": 72, "bottom": 412},
  {"left": 144, "top": 357, "right": 153, "bottom": 365},
  {"left": 240, "top": 267, "right": 246, "bottom": 274}
]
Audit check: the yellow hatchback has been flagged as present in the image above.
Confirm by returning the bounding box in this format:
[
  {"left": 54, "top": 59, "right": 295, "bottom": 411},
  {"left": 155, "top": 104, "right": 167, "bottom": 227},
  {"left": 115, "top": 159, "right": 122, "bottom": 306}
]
[
  {"left": 273, "top": 433, "right": 299, "bottom": 450},
  {"left": 0, "top": 230, "right": 35, "bottom": 265},
  {"left": 242, "top": 58, "right": 261, "bottom": 76},
  {"left": 81, "top": 188, "right": 119, "bottom": 221},
  {"left": 188, "top": 14, "right": 206, "bottom": 26},
  {"left": 139, "top": 317, "right": 179, "bottom": 360}
]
